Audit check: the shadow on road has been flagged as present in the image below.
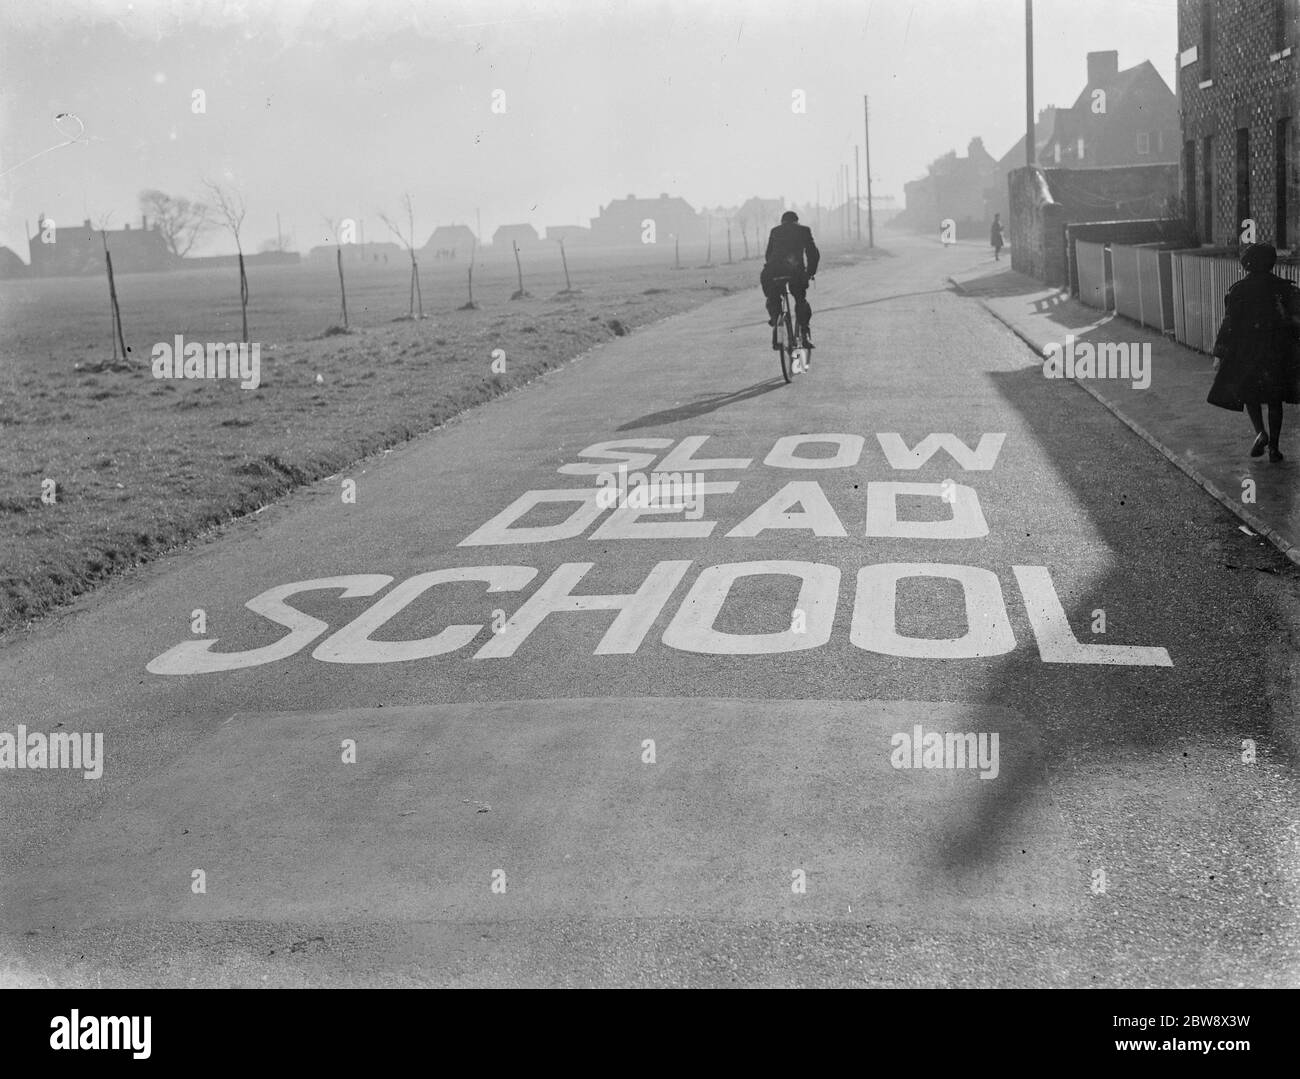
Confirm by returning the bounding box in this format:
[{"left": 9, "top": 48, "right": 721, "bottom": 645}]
[
  {"left": 724, "top": 289, "right": 953, "bottom": 332},
  {"left": 926, "top": 360, "right": 1299, "bottom": 888},
  {"left": 617, "top": 378, "right": 788, "bottom": 429},
  {"left": 816, "top": 288, "right": 953, "bottom": 317}
]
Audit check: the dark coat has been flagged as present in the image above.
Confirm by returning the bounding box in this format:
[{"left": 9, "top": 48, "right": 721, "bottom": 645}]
[
  {"left": 990, "top": 221, "right": 1004, "bottom": 247},
  {"left": 764, "top": 222, "right": 820, "bottom": 277},
  {"left": 1207, "top": 271, "right": 1300, "bottom": 409}
]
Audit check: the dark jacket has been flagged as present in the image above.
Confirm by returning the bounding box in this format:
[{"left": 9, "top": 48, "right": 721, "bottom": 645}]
[
  {"left": 1208, "top": 271, "right": 1300, "bottom": 409},
  {"left": 765, "top": 222, "right": 820, "bottom": 277}
]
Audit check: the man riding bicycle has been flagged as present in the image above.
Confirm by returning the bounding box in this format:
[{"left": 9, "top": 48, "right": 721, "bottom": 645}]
[{"left": 761, "top": 210, "right": 820, "bottom": 346}]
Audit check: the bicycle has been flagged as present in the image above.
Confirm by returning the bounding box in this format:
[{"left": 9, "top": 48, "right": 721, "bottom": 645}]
[{"left": 770, "top": 275, "right": 812, "bottom": 383}]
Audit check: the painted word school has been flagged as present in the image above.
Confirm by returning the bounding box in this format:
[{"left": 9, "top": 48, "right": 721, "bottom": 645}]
[{"left": 148, "top": 432, "right": 1173, "bottom": 673}]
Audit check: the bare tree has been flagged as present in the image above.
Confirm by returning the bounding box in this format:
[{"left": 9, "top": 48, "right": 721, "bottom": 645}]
[
  {"left": 204, "top": 180, "right": 249, "bottom": 342},
  {"left": 378, "top": 193, "right": 423, "bottom": 319},
  {"left": 138, "top": 189, "right": 209, "bottom": 259}
]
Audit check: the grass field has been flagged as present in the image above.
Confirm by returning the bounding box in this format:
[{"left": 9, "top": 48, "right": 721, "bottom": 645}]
[{"left": 0, "top": 241, "right": 878, "bottom": 636}]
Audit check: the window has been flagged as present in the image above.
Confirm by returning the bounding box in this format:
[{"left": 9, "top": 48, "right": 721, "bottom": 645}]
[
  {"left": 1054, "top": 142, "right": 1062, "bottom": 164},
  {"left": 1201, "top": 0, "right": 1214, "bottom": 77},
  {"left": 1236, "top": 127, "right": 1251, "bottom": 240},
  {"left": 1156, "top": 130, "right": 1164, "bottom": 153},
  {"left": 1137, "top": 132, "right": 1150, "bottom": 155},
  {"left": 1279, "top": 119, "right": 1296, "bottom": 248},
  {"left": 1275, "top": 0, "right": 1295, "bottom": 53},
  {"left": 1077, "top": 137, "right": 1085, "bottom": 160},
  {"left": 1183, "top": 140, "right": 1198, "bottom": 239},
  {"left": 1202, "top": 135, "right": 1214, "bottom": 241}
]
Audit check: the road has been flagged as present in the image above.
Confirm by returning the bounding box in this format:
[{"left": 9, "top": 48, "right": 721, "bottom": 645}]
[{"left": 3, "top": 234, "right": 1298, "bottom": 987}]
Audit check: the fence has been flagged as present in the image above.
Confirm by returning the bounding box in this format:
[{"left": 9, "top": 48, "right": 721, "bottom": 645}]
[
  {"left": 1110, "top": 242, "right": 1177, "bottom": 336},
  {"left": 1076, "top": 243, "right": 1300, "bottom": 354},
  {"left": 1075, "top": 240, "right": 1109, "bottom": 311}
]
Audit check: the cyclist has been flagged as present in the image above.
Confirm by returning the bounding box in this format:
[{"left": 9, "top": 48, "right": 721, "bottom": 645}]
[{"left": 761, "top": 210, "right": 820, "bottom": 346}]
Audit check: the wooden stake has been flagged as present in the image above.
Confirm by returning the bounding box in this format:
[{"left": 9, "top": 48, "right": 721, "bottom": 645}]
[
  {"left": 336, "top": 245, "right": 349, "bottom": 328},
  {"left": 238, "top": 251, "right": 249, "bottom": 343}
]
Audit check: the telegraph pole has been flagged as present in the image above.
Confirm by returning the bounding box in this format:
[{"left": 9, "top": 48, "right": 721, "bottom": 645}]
[
  {"left": 863, "top": 94, "right": 875, "bottom": 247},
  {"left": 1025, "top": 0, "right": 1035, "bottom": 167},
  {"left": 844, "top": 164, "right": 850, "bottom": 241}
]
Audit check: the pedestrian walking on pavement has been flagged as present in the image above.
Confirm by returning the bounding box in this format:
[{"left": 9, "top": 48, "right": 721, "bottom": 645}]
[
  {"left": 990, "top": 214, "right": 1005, "bottom": 261},
  {"left": 1207, "top": 243, "right": 1300, "bottom": 463}
]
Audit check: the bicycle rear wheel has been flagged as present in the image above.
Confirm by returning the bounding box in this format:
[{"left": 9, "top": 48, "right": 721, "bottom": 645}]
[{"left": 779, "top": 304, "right": 795, "bottom": 383}]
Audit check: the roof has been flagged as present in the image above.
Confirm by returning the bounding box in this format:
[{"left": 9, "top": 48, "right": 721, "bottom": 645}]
[
  {"left": 597, "top": 194, "right": 698, "bottom": 217},
  {"left": 0, "top": 246, "right": 27, "bottom": 273},
  {"left": 424, "top": 224, "right": 477, "bottom": 247},
  {"left": 1068, "top": 59, "right": 1171, "bottom": 112}
]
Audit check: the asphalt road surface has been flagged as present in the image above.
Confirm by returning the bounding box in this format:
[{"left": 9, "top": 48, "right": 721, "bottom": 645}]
[{"left": 3, "top": 234, "right": 1298, "bottom": 987}]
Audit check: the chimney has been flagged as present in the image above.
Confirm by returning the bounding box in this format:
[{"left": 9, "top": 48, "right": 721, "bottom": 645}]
[
  {"left": 83, "top": 218, "right": 91, "bottom": 228},
  {"left": 142, "top": 213, "right": 148, "bottom": 230},
  {"left": 1087, "top": 50, "right": 1119, "bottom": 85}
]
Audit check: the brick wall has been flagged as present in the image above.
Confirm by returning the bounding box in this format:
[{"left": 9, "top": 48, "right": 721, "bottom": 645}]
[
  {"left": 1177, "top": 0, "right": 1300, "bottom": 247},
  {"left": 1009, "top": 167, "right": 1056, "bottom": 281},
  {"left": 1009, "top": 164, "right": 1181, "bottom": 285}
]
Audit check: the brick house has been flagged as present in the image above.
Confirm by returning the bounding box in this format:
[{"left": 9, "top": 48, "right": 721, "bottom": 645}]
[
  {"left": 492, "top": 223, "right": 541, "bottom": 249},
  {"left": 588, "top": 193, "right": 705, "bottom": 246},
  {"left": 28, "top": 216, "right": 171, "bottom": 277},
  {"left": 422, "top": 224, "right": 478, "bottom": 259},
  {"left": 990, "top": 52, "right": 1179, "bottom": 223},
  {"left": 902, "top": 137, "right": 1000, "bottom": 235},
  {"left": 1177, "top": 0, "right": 1300, "bottom": 248}
]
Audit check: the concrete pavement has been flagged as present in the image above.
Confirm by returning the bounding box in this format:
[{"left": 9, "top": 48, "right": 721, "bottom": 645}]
[{"left": 949, "top": 260, "right": 1300, "bottom": 566}]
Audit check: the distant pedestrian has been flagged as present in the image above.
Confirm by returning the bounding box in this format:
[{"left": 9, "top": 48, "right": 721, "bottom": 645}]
[
  {"left": 1207, "top": 243, "right": 1300, "bottom": 462},
  {"left": 990, "top": 214, "right": 1005, "bottom": 261}
]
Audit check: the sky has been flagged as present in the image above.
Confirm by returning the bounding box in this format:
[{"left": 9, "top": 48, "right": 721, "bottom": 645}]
[{"left": 0, "top": 0, "right": 1179, "bottom": 256}]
